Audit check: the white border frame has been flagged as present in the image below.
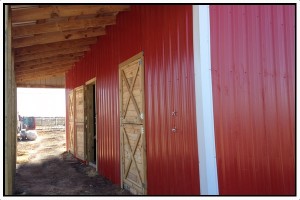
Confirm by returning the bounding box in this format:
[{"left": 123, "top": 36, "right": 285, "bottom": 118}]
[{"left": 193, "top": 5, "right": 219, "bottom": 195}]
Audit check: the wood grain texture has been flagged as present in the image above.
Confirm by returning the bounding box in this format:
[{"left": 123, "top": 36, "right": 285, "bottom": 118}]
[
  {"left": 12, "top": 5, "right": 130, "bottom": 22},
  {"left": 15, "top": 46, "right": 88, "bottom": 62},
  {"left": 13, "top": 27, "right": 105, "bottom": 48},
  {"left": 13, "top": 16, "right": 116, "bottom": 37}
]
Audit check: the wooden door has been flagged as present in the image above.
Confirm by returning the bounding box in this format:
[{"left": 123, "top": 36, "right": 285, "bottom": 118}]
[
  {"left": 68, "top": 90, "right": 75, "bottom": 154},
  {"left": 75, "top": 86, "right": 85, "bottom": 161},
  {"left": 119, "top": 52, "right": 147, "bottom": 195}
]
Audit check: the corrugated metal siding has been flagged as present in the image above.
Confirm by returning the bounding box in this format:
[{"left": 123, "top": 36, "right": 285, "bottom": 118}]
[
  {"left": 210, "top": 5, "right": 295, "bottom": 195},
  {"left": 66, "top": 5, "right": 200, "bottom": 195}
]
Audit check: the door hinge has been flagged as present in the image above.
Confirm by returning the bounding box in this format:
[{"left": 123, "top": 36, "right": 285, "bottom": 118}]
[{"left": 141, "top": 127, "right": 144, "bottom": 134}]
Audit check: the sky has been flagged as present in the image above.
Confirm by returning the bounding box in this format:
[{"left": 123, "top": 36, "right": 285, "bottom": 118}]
[{"left": 17, "top": 88, "right": 66, "bottom": 117}]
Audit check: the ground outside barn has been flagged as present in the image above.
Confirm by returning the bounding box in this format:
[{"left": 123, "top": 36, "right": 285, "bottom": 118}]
[{"left": 15, "top": 128, "right": 131, "bottom": 195}]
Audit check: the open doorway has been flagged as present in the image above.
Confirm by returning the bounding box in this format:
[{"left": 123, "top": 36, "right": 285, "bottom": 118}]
[
  {"left": 16, "top": 88, "right": 66, "bottom": 165},
  {"left": 85, "top": 78, "right": 97, "bottom": 168}
]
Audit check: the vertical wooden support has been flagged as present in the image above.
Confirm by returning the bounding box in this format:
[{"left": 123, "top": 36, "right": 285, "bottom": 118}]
[
  {"left": 5, "top": 5, "right": 17, "bottom": 195},
  {"left": 12, "top": 49, "right": 17, "bottom": 190}
]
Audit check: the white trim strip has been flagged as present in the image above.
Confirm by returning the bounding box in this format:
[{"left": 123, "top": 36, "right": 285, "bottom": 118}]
[{"left": 193, "top": 5, "right": 219, "bottom": 195}]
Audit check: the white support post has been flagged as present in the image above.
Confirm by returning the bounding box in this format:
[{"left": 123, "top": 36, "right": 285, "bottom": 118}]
[{"left": 193, "top": 5, "right": 219, "bottom": 195}]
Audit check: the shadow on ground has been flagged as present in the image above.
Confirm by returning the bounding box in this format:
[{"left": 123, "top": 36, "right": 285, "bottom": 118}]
[{"left": 15, "top": 152, "right": 131, "bottom": 195}]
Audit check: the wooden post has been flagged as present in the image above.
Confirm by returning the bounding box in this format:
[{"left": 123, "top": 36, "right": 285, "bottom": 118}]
[
  {"left": 12, "top": 48, "right": 17, "bottom": 194},
  {"left": 5, "top": 5, "right": 16, "bottom": 195}
]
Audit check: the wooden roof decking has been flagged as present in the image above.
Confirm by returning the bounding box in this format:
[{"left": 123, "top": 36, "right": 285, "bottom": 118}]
[{"left": 11, "top": 5, "right": 130, "bottom": 87}]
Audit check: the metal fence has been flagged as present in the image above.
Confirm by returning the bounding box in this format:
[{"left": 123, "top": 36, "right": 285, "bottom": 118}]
[{"left": 35, "top": 117, "right": 65, "bottom": 127}]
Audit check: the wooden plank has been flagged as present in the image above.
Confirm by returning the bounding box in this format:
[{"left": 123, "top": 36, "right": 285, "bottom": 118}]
[
  {"left": 121, "top": 70, "right": 142, "bottom": 122},
  {"left": 75, "top": 86, "right": 85, "bottom": 123},
  {"left": 16, "top": 83, "right": 65, "bottom": 88},
  {"left": 76, "top": 123, "right": 85, "bottom": 160},
  {"left": 16, "top": 67, "right": 69, "bottom": 76},
  {"left": 68, "top": 90, "right": 75, "bottom": 154},
  {"left": 16, "top": 72, "right": 65, "bottom": 82},
  {"left": 16, "top": 65, "right": 71, "bottom": 75},
  {"left": 15, "top": 59, "right": 74, "bottom": 70},
  {"left": 5, "top": 5, "right": 14, "bottom": 195},
  {"left": 122, "top": 126, "right": 142, "bottom": 183},
  {"left": 11, "top": 49, "right": 17, "bottom": 195},
  {"left": 75, "top": 86, "right": 85, "bottom": 160},
  {"left": 12, "top": 5, "right": 130, "bottom": 22},
  {"left": 15, "top": 53, "right": 82, "bottom": 68},
  {"left": 13, "top": 16, "right": 116, "bottom": 37},
  {"left": 123, "top": 67, "right": 140, "bottom": 118},
  {"left": 13, "top": 27, "right": 105, "bottom": 48},
  {"left": 139, "top": 53, "right": 147, "bottom": 194},
  {"left": 15, "top": 46, "right": 88, "bottom": 62},
  {"left": 16, "top": 59, "right": 75, "bottom": 70},
  {"left": 119, "top": 52, "right": 146, "bottom": 194},
  {"left": 15, "top": 37, "right": 97, "bottom": 56}
]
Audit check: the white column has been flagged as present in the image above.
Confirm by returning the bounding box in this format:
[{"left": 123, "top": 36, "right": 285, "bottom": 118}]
[{"left": 193, "top": 5, "right": 219, "bottom": 195}]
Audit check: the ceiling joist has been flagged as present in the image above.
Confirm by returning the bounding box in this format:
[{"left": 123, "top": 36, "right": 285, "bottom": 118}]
[
  {"left": 16, "top": 60, "right": 76, "bottom": 72},
  {"left": 16, "top": 71, "right": 65, "bottom": 84},
  {"left": 14, "top": 37, "right": 97, "bottom": 56},
  {"left": 15, "top": 46, "right": 89, "bottom": 62},
  {"left": 13, "top": 27, "right": 105, "bottom": 48},
  {"left": 13, "top": 16, "right": 116, "bottom": 37},
  {"left": 12, "top": 5, "right": 130, "bottom": 22},
  {"left": 16, "top": 67, "right": 71, "bottom": 78},
  {"left": 15, "top": 54, "right": 82, "bottom": 68},
  {"left": 11, "top": 5, "right": 130, "bottom": 86}
]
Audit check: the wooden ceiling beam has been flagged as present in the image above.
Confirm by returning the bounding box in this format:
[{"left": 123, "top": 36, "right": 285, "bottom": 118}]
[
  {"left": 15, "top": 54, "right": 82, "bottom": 68},
  {"left": 15, "top": 60, "right": 75, "bottom": 72},
  {"left": 16, "top": 68, "right": 71, "bottom": 78},
  {"left": 15, "top": 46, "right": 88, "bottom": 62},
  {"left": 16, "top": 66, "right": 71, "bottom": 77},
  {"left": 12, "top": 5, "right": 130, "bottom": 23},
  {"left": 13, "top": 16, "right": 116, "bottom": 37},
  {"left": 13, "top": 27, "right": 105, "bottom": 48},
  {"left": 16, "top": 72, "right": 66, "bottom": 82},
  {"left": 14, "top": 37, "right": 97, "bottom": 56},
  {"left": 16, "top": 83, "right": 65, "bottom": 88}
]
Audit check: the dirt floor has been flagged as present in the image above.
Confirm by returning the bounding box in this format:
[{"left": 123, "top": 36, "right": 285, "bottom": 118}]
[{"left": 15, "top": 128, "right": 131, "bottom": 195}]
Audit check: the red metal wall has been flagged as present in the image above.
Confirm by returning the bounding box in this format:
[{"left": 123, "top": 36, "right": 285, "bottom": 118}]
[
  {"left": 66, "top": 5, "right": 200, "bottom": 195},
  {"left": 210, "top": 5, "right": 295, "bottom": 195}
]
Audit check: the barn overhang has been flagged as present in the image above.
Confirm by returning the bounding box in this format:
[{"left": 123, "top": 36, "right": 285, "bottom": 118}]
[{"left": 10, "top": 5, "right": 130, "bottom": 88}]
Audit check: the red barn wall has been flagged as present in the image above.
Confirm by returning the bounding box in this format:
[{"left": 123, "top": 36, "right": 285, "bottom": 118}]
[
  {"left": 210, "top": 5, "right": 295, "bottom": 195},
  {"left": 66, "top": 5, "right": 200, "bottom": 195}
]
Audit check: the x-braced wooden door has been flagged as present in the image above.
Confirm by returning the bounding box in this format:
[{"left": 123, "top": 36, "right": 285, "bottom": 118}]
[
  {"left": 119, "top": 52, "right": 147, "bottom": 195},
  {"left": 75, "top": 86, "right": 85, "bottom": 161},
  {"left": 68, "top": 90, "right": 75, "bottom": 154}
]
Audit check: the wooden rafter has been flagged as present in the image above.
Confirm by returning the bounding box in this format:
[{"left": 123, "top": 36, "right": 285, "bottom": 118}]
[
  {"left": 11, "top": 5, "right": 130, "bottom": 85},
  {"left": 13, "top": 27, "right": 105, "bottom": 48},
  {"left": 15, "top": 46, "right": 88, "bottom": 62},
  {"left": 16, "top": 68, "right": 71, "bottom": 76},
  {"left": 15, "top": 60, "right": 75, "bottom": 72},
  {"left": 13, "top": 16, "right": 116, "bottom": 37},
  {"left": 16, "top": 67, "right": 70, "bottom": 78},
  {"left": 16, "top": 71, "right": 65, "bottom": 83},
  {"left": 15, "top": 53, "right": 82, "bottom": 68},
  {"left": 14, "top": 37, "right": 97, "bottom": 56},
  {"left": 12, "top": 5, "right": 130, "bottom": 22}
]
